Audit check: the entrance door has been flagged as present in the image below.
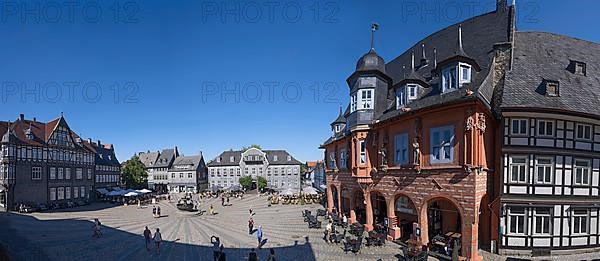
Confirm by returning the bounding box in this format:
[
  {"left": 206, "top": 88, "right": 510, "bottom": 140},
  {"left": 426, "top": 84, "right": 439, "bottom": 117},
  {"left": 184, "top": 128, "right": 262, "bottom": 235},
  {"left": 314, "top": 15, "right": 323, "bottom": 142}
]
[{"left": 428, "top": 202, "right": 442, "bottom": 238}]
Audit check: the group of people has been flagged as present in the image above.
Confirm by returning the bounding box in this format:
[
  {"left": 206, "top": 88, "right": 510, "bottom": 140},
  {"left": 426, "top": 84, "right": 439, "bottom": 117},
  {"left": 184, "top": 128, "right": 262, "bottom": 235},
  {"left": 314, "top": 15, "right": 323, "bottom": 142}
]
[
  {"left": 152, "top": 206, "right": 162, "bottom": 218},
  {"left": 143, "top": 226, "right": 163, "bottom": 255},
  {"left": 211, "top": 235, "right": 277, "bottom": 261}
]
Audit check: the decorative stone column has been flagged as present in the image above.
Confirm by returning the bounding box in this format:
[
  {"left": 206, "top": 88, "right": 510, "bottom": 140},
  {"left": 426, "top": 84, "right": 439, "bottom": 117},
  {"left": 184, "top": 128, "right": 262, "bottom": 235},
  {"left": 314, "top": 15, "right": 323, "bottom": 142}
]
[
  {"left": 386, "top": 196, "right": 400, "bottom": 240},
  {"left": 326, "top": 185, "right": 334, "bottom": 214},
  {"left": 462, "top": 215, "right": 483, "bottom": 261},
  {"left": 419, "top": 205, "right": 429, "bottom": 245},
  {"left": 337, "top": 185, "right": 343, "bottom": 217},
  {"left": 364, "top": 191, "right": 374, "bottom": 231},
  {"left": 349, "top": 191, "right": 357, "bottom": 224}
]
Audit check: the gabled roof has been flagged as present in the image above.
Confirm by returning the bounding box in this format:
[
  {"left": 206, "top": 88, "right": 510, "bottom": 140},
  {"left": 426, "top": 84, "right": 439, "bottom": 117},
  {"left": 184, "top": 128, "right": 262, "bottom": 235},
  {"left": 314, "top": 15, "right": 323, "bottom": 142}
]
[
  {"left": 500, "top": 32, "right": 600, "bottom": 118},
  {"left": 138, "top": 151, "right": 160, "bottom": 168},
  {"left": 83, "top": 140, "right": 120, "bottom": 167},
  {"left": 207, "top": 149, "right": 302, "bottom": 167},
  {"left": 168, "top": 155, "right": 203, "bottom": 172},
  {"left": 152, "top": 147, "right": 178, "bottom": 168}
]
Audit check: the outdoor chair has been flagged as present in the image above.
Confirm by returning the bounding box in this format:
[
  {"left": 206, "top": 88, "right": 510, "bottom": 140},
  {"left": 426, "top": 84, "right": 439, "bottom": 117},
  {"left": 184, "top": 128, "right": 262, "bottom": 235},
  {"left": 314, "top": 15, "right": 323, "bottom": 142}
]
[
  {"left": 416, "top": 249, "right": 428, "bottom": 261},
  {"left": 343, "top": 240, "right": 353, "bottom": 253}
]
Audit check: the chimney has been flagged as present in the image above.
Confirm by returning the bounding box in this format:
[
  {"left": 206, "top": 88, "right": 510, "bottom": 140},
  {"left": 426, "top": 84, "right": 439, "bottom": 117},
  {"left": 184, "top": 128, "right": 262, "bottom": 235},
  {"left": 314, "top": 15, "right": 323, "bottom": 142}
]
[
  {"left": 97, "top": 140, "right": 101, "bottom": 146},
  {"left": 88, "top": 138, "right": 93, "bottom": 144},
  {"left": 19, "top": 114, "right": 24, "bottom": 121},
  {"left": 32, "top": 117, "right": 36, "bottom": 123},
  {"left": 497, "top": 0, "right": 507, "bottom": 11}
]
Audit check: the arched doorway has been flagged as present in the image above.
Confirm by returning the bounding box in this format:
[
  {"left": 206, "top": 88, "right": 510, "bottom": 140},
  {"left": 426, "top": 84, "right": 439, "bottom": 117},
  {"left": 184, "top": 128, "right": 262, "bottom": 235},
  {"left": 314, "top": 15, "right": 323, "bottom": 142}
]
[
  {"left": 353, "top": 190, "right": 366, "bottom": 225},
  {"left": 427, "top": 197, "right": 462, "bottom": 256},
  {"left": 370, "top": 191, "right": 386, "bottom": 228},
  {"left": 478, "top": 195, "right": 490, "bottom": 251},
  {"left": 394, "top": 194, "right": 418, "bottom": 241}
]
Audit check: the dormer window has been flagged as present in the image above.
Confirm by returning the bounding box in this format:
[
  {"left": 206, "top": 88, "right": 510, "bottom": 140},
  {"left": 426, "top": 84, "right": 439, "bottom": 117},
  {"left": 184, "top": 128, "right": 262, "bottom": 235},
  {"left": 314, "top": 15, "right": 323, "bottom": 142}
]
[
  {"left": 230, "top": 156, "right": 234, "bottom": 162},
  {"left": 441, "top": 62, "right": 472, "bottom": 93},
  {"left": 569, "top": 60, "right": 586, "bottom": 76},
  {"left": 544, "top": 80, "right": 559, "bottom": 96},
  {"left": 407, "top": 84, "right": 419, "bottom": 100},
  {"left": 274, "top": 155, "right": 278, "bottom": 161},
  {"left": 287, "top": 155, "right": 291, "bottom": 161},
  {"left": 395, "top": 87, "right": 406, "bottom": 109},
  {"left": 216, "top": 157, "right": 221, "bottom": 163},
  {"left": 351, "top": 88, "right": 374, "bottom": 112}
]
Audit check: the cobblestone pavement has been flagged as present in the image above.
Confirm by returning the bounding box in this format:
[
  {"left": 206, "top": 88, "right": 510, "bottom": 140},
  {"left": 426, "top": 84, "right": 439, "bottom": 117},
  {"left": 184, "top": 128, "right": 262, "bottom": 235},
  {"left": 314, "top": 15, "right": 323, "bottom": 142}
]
[{"left": 0, "top": 194, "right": 423, "bottom": 261}]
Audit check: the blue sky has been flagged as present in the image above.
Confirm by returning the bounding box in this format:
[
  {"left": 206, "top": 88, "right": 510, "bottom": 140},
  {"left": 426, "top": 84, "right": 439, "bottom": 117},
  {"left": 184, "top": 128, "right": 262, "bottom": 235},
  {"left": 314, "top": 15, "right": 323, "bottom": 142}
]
[{"left": 1, "top": 0, "right": 598, "bottom": 162}]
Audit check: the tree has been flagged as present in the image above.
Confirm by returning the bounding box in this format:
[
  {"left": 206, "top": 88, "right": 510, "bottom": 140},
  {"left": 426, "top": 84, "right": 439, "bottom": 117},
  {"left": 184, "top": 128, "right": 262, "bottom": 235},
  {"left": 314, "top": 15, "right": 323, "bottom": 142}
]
[
  {"left": 256, "top": 176, "right": 267, "bottom": 191},
  {"left": 122, "top": 155, "right": 148, "bottom": 188},
  {"left": 241, "top": 144, "right": 262, "bottom": 151},
  {"left": 239, "top": 176, "right": 253, "bottom": 190}
]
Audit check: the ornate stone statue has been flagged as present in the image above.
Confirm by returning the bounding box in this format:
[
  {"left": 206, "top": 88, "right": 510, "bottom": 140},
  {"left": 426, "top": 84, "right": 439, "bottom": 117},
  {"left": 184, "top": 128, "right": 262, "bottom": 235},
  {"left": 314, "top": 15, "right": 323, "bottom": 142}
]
[
  {"left": 412, "top": 137, "right": 420, "bottom": 165},
  {"left": 379, "top": 144, "right": 388, "bottom": 167}
]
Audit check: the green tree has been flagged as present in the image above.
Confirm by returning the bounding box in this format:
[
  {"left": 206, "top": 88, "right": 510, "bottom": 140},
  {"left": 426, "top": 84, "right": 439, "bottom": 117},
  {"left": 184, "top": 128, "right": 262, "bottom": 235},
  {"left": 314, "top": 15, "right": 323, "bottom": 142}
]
[
  {"left": 122, "top": 155, "right": 148, "bottom": 188},
  {"left": 257, "top": 176, "right": 267, "bottom": 191},
  {"left": 239, "top": 176, "right": 253, "bottom": 190},
  {"left": 241, "top": 144, "right": 262, "bottom": 151}
]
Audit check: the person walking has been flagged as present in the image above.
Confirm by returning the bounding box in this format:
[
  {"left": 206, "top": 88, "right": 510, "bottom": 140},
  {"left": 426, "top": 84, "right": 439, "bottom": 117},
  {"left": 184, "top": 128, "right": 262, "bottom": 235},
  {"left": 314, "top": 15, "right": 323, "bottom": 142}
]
[
  {"left": 248, "top": 217, "right": 254, "bottom": 234},
  {"left": 157, "top": 206, "right": 161, "bottom": 218},
  {"left": 153, "top": 228, "right": 162, "bottom": 255},
  {"left": 266, "top": 248, "right": 277, "bottom": 261},
  {"left": 256, "top": 225, "right": 263, "bottom": 248},
  {"left": 217, "top": 245, "right": 226, "bottom": 261},
  {"left": 152, "top": 206, "right": 157, "bottom": 217},
  {"left": 143, "top": 226, "right": 152, "bottom": 250},
  {"left": 249, "top": 208, "right": 253, "bottom": 216},
  {"left": 221, "top": 197, "right": 225, "bottom": 206},
  {"left": 226, "top": 196, "right": 230, "bottom": 206},
  {"left": 209, "top": 204, "right": 214, "bottom": 215},
  {"left": 248, "top": 248, "right": 258, "bottom": 261},
  {"left": 211, "top": 236, "right": 220, "bottom": 261}
]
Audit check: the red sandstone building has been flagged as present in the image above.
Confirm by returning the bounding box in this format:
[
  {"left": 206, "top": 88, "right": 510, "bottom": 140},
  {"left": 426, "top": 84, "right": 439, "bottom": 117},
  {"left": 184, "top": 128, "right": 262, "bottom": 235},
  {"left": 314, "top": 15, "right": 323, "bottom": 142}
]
[{"left": 320, "top": 2, "right": 514, "bottom": 260}]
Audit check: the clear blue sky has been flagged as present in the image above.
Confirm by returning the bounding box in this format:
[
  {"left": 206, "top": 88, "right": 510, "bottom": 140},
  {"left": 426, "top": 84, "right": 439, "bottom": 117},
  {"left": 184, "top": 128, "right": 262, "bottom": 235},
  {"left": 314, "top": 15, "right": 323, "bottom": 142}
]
[{"left": 1, "top": 0, "right": 598, "bottom": 162}]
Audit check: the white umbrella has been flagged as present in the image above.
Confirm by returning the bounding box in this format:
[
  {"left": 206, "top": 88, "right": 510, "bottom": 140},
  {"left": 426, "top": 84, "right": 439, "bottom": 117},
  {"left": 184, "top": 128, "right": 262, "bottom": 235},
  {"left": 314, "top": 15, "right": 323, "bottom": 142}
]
[
  {"left": 302, "top": 187, "right": 319, "bottom": 195},
  {"left": 124, "top": 192, "right": 139, "bottom": 197},
  {"left": 136, "top": 189, "right": 152, "bottom": 194},
  {"left": 107, "top": 190, "right": 123, "bottom": 196}
]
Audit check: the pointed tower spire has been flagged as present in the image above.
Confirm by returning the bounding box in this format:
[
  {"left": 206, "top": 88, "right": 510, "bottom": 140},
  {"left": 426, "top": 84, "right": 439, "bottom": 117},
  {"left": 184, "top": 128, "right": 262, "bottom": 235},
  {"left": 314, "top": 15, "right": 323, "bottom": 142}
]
[
  {"left": 433, "top": 48, "right": 437, "bottom": 67},
  {"left": 421, "top": 43, "right": 426, "bottom": 60},
  {"left": 458, "top": 24, "right": 464, "bottom": 54},
  {"left": 411, "top": 51, "right": 415, "bottom": 71},
  {"left": 370, "top": 23, "right": 379, "bottom": 51}
]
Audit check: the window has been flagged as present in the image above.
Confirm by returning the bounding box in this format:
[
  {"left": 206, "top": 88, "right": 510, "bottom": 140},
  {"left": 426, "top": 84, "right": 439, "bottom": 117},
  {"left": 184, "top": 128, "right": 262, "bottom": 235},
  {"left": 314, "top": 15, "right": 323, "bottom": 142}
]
[
  {"left": 273, "top": 155, "right": 278, "bottom": 161},
  {"left": 65, "top": 187, "right": 71, "bottom": 199},
  {"left": 407, "top": 84, "right": 418, "bottom": 100},
  {"left": 508, "top": 207, "right": 526, "bottom": 234},
  {"left": 350, "top": 93, "right": 357, "bottom": 112},
  {"left": 57, "top": 168, "right": 63, "bottom": 179},
  {"left": 180, "top": 173, "right": 184, "bottom": 178},
  {"left": 534, "top": 208, "right": 551, "bottom": 235},
  {"left": 574, "top": 160, "right": 590, "bottom": 185},
  {"left": 188, "top": 173, "right": 192, "bottom": 178},
  {"left": 546, "top": 81, "right": 559, "bottom": 96},
  {"left": 441, "top": 66, "right": 457, "bottom": 92},
  {"left": 230, "top": 156, "right": 234, "bottom": 162},
  {"left": 87, "top": 169, "right": 92, "bottom": 179},
  {"left": 328, "top": 152, "right": 336, "bottom": 169},
  {"left": 50, "top": 167, "right": 56, "bottom": 180},
  {"left": 535, "top": 157, "right": 553, "bottom": 184},
  {"left": 570, "top": 60, "right": 587, "bottom": 76},
  {"left": 359, "top": 89, "right": 374, "bottom": 109},
  {"left": 49, "top": 188, "right": 56, "bottom": 201},
  {"left": 73, "top": 186, "right": 79, "bottom": 198},
  {"left": 172, "top": 173, "right": 175, "bottom": 178},
  {"left": 430, "top": 125, "right": 454, "bottom": 164},
  {"left": 395, "top": 87, "right": 406, "bottom": 108},
  {"left": 394, "top": 133, "right": 409, "bottom": 165},
  {"left": 511, "top": 119, "right": 528, "bottom": 135},
  {"left": 575, "top": 124, "right": 592, "bottom": 141},
  {"left": 460, "top": 64, "right": 471, "bottom": 84},
  {"left": 339, "top": 149, "right": 347, "bottom": 169},
  {"left": 65, "top": 168, "right": 71, "bottom": 180},
  {"left": 76, "top": 168, "right": 82, "bottom": 179},
  {"left": 509, "top": 156, "right": 527, "bottom": 183},
  {"left": 572, "top": 209, "right": 589, "bottom": 234},
  {"left": 537, "top": 120, "right": 554, "bottom": 137},
  {"left": 57, "top": 187, "right": 64, "bottom": 200},
  {"left": 80, "top": 186, "right": 85, "bottom": 198},
  {"left": 359, "top": 140, "right": 366, "bottom": 165},
  {"left": 32, "top": 167, "right": 42, "bottom": 180}
]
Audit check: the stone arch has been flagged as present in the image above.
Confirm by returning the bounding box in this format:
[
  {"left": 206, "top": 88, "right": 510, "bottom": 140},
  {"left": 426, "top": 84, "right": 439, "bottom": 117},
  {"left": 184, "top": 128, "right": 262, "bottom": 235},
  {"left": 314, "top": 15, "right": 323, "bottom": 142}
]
[
  {"left": 419, "top": 193, "right": 469, "bottom": 259},
  {"left": 389, "top": 192, "right": 420, "bottom": 241}
]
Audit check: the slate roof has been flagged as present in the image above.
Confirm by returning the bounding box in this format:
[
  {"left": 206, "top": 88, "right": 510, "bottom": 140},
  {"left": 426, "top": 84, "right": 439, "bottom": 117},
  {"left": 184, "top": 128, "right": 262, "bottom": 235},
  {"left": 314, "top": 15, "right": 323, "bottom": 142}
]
[
  {"left": 152, "top": 147, "right": 178, "bottom": 168},
  {"left": 138, "top": 151, "right": 159, "bottom": 168},
  {"left": 323, "top": 6, "right": 512, "bottom": 147},
  {"left": 500, "top": 32, "right": 600, "bottom": 118},
  {"left": 83, "top": 140, "right": 120, "bottom": 167},
  {"left": 207, "top": 149, "right": 302, "bottom": 167},
  {"left": 168, "top": 155, "right": 203, "bottom": 172}
]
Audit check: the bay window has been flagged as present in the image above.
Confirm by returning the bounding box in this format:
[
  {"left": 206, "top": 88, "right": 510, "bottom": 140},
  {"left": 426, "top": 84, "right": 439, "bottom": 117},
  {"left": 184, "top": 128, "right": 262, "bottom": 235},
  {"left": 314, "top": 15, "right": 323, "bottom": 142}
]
[{"left": 359, "top": 140, "right": 366, "bottom": 165}]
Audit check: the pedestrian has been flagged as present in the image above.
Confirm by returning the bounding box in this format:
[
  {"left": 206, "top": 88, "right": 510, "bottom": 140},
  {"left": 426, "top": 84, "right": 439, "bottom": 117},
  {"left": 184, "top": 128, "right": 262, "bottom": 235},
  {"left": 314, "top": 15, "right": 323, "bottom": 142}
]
[
  {"left": 325, "top": 221, "right": 332, "bottom": 243},
  {"left": 92, "top": 218, "right": 102, "bottom": 238},
  {"left": 157, "top": 206, "right": 161, "bottom": 218},
  {"left": 221, "top": 197, "right": 225, "bottom": 206},
  {"left": 226, "top": 196, "right": 230, "bottom": 206},
  {"left": 153, "top": 228, "right": 162, "bottom": 255},
  {"left": 342, "top": 214, "right": 348, "bottom": 226},
  {"left": 209, "top": 204, "right": 214, "bottom": 215},
  {"left": 152, "top": 206, "right": 156, "bottom": 217},
  {"left": 248, "top": 248, "right": 258, "bottom": 261},
  {"left": 143, "top": 226, "right": 152, "bottom": 251},
  {"left": 217, "top": 244, "right": 226, "bottom": 261},
  {"left": 256, "top": 225, "right": 263, "bottom": 248},
  {"left": 249, "top": 208, "right": 253, "bottom": 216},
  {"left": 248, "top": 217, "right": 254, "bottom": 234},
  {"left": 266, "top": 248, "right": 276, "bottom": 261},
  {"left": 211, "top": 236, "right": 220, "bottom": 261}
]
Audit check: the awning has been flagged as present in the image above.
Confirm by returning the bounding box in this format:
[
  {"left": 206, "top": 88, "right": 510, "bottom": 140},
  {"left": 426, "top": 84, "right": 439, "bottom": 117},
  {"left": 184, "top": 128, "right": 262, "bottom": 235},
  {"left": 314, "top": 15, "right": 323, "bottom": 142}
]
[{"left": 96, "top": 188, "right": 109, "bottom": 195}]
